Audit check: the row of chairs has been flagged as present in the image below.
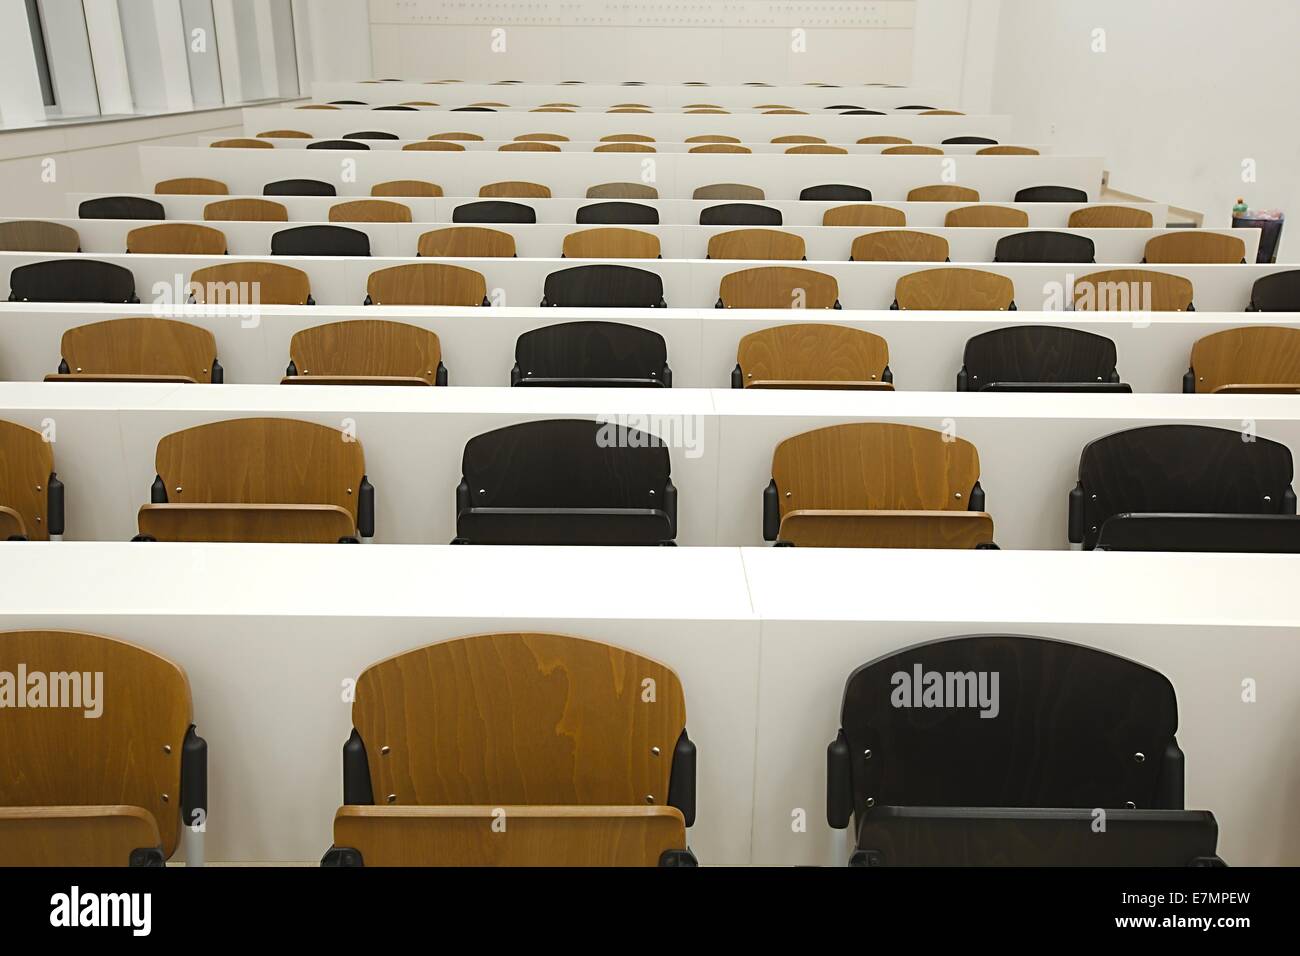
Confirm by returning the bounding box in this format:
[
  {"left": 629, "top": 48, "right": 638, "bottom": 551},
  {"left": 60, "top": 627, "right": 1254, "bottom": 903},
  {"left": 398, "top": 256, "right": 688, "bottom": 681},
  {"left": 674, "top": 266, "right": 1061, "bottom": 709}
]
[
  {"left": 2, "top": 627, "right": 1217, "bottom": 866},
  {"left": 25, "top": 316, "right": 1300, "bottom": 394},
  {"left": 304, "top": 103, "right": 957, "bottom": 114},
  {"left": 247, "top": 131, "right": 1024, "bottom": 148},
  {"left": 10, "top": 258, "right": 1298, "bottom": 311},
  {"left": 3, "top": 416, "right": 1294, "bottom": 552},
  {"left": 217, "top": 137, "right": 1016, "bottom": 155}
]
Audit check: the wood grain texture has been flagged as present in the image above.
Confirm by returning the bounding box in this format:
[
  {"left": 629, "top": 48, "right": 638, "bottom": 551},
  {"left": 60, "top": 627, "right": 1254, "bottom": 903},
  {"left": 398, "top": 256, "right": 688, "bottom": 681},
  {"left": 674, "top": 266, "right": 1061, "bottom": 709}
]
[
  {"left": 920, "top": 109, "right": 964, "bottom": 115},
  {"left": 908, "top": 184, "right": 981, "bottom": 202},
  {"left": 126, "top": 223, "right": 227, "bottom": 255},
  {"left": 977, "top": 145, "right": 1040, "bottom": 155},
  {"left": 190, "top": 261, "right": 310, "bottom": 305},
  {"left": 418, "top": 225, "right": 517, "bottom": 257},
  {"left": 514, "top": 132, "right": 568, "bottom": 141},
  {"left": 530, "top": 107, "right": 574, "bottom": 112},
  {"left": 594, "top": 142, "right": 655, "bottom": 152},
  {"left": 895, "top": 267, "right": 1014, "bottom": 310},
  {"left": 256, "top": 129, "right": 312, "bottom": 138},
  {"left": 608, "top": 107, "right": 652, "bottom": 113},
  {"left": 138, "top": 503, "right": 356, "bottom": 542},
  {"left": 351, "top": 632, "right": 686, "bottom": 807},
  {"left": 498, "top": 141, "right": 561, "bottom": 152},
  {"left": 296, "top": 104, "right": 340, "bottom": 109},
  {"left": 1190, "top": 326, "right": 1300, "bottom": 393},
  {"left": 203, "top": 198, "right": 288, "bottom": 222},
  {"left": 690, "top": 143, "right": 751, "bottom": 153},
  {"left": 401, "top": 140, "right": 464, "bottom": 151},
  {"left": 737, "top": 322, "right": 890, "bottom": 387},
  {"left": 1143, "top": 231, "right": 1246, "bottom": 264},
  {"left": 786, "top": 144, "right": 848, "bottom": 154},
  {"left": 601, "top": 134, "right": 655, "bottom": 142},
  {"left": 707, "top": 228, "right": 806, "bottom": 260},
  {"left": 882, "top": 145, "right": 944, "bottom": 155},
  {"left": 58, "top": 317, "right": 216, "bottom": 383},
  {"left": 366, "top": 262, "right": 487, "bottom": 305},
  {"left": 779, "top": 510, "right": 994, "bottom": 548},
  {"left": 851, "top": 229, "right": 949, "bottom": 262},
  {"left": 763, "top": 109, "right": 806, "bottom": 114},
  {"left": 586, "top": 182, "right": 659, "bottom": 199},
  {"left": 329, "top": 199, "right": 412, "bottom": 223},
  {"left": 428, "top": 132, "right": 484, "bottom": 140},
  {"left": 0, "top": 629, "right": 191, "bottom": 858},
  {"left": 372, "top": 180, "right": 443, "bottom": 198},
  {"left": 210, "top": 138, "right": 273, "bottom": 149},
  {"left": 289, "top": 319, "right": 442, "bottom": 383},
  {"left": 944, "top": 205, "right": 1029, "bottom": 228},
  {"left": 0, "top": 419, "right": 54, "bottom": 540},
  {"left": 1073, "top": 269, "right": 1193, "bottom": 311},
  {"left": 1067, "top": 205, "right": 1155, "bottom": 229},
  {"left": 0, "top": 807, "right": 161, "bottom": 866},
  {"left": 772, "top": 135, "right": 826, "bottom": 144},
  {"left": 685, "top": 108, "right": 728, "bottom": 113},
  {"left": 858, "top": 136, "right": 912, "bottom": 144},
  {"left": 155, "top": 177, "right": 228, "bottom": 195},
  {"left": 719, "top": 266, "right": 839, "bottom": 308},
  {"left": 563, "top": 227, "right": 661, "bottom": 258},
  {"left": 693, "top": 182, "right": 764, "bottom": 200},
  {"left": 0, "top": 507, "right": 23, "bottom": 538},
  {"left": 686, "top": 134, "right": 741, "bottom": 143},
  {"left": 823, "top": 204, "right": 907, "bottom": 227},
  {"left": 480, "top": 181, "right": 551, "bottom": 198},
  {"left": 0, "top": 220, "right": 80, "bottom": 252}
]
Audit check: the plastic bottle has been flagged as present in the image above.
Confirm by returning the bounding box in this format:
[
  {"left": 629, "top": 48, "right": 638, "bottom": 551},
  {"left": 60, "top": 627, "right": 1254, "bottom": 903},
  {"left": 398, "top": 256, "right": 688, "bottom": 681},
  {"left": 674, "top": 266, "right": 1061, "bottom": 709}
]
[{"left": 1232, "top": 198, "right": 1249, "bottom": 218}]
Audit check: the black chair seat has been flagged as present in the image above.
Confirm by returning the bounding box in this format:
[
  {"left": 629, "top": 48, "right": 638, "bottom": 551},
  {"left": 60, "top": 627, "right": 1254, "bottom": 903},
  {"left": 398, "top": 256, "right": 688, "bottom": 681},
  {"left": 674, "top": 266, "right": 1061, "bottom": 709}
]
[
  {"left": 264, "top": 179, "right": 337, "bottom": 197},
  {"left": 513, "top": 320, "right": 669, "bottom": 386},
  {"left": 958, "top": 326, "right": 1121, "bottom": 391},
  {"left": 541, "top": 264, "right": 665, "bottom": 307},
  {"left": 1014, "top": 185, "right": 1089, "bottom": 203},
  {"left": 699, "top": 203, "right": 782, "bottom": 227},
  {"left": 576, "top": 202, "right": 659, "bottom": 225},
  {"left": 799, "top": 184, "right": 872, "bottom": 202},
  {"left": 78, "top": 196, "right": 164, "bottom": 220},
  {"left": 307, "top": 139, "right": 368, "bottom": 150},
  {"left": 452, "top": 201, "right": 536, "bottom": 224},
  {"left": 271, "top": 225, "right": 370, "bottom": 257},
  {"left": 10, "top": 259, "right": 137, "bottom": 303},
  {"left": 993, "top": 231, "right": 1096, "bottom": 263},
  {"left": 455, "top": 508, "right": 674, "bottom": 545},
  {"left": 1095, "top": 512, "right": 1300, "bottom": 553}
]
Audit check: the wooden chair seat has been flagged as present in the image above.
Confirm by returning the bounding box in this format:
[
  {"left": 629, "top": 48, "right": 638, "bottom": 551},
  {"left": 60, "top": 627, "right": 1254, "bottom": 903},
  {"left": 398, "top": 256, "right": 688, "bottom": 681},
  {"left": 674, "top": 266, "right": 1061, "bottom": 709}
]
[
  {"left": 1188, "top": 326, "right": 1300, "bottom": 393},
  {"left": 777, "top": 510, "right": 995, "bottom": 548},
  {"left": 0, "top": 807, "right": 161, "bottom": 867},
  {"left": 137, "top": 503, "right": 358, "bottom": 543},
  {"left": 280, "top": 375, "right": 431, "bottom": 387},
  {"left": 126, "top": 223, "right": 227, "bottom": 255}
]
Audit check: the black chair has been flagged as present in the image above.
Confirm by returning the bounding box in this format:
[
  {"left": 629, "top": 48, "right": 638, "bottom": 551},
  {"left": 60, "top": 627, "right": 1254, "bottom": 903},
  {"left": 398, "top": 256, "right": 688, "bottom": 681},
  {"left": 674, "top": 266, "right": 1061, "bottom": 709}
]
[
  {"left": 576, "top": 202, "right": 659, "bottom": 226},
  {"left": 454, "top": 419, "right": 676, "bottom": 545},
  {"left": 452, "top": 201, "right": 536, "bottom": 224},
  {"left": 343, "top": 131, "right": 399, "bottom": 140},
  {"left": 896, "top": 104, "right": 936, "bottom": 110},
  {"left": 799, "top": 184, "right": 872, "bottom": 202},
  {"left": 1014, "top": 185, "right": 1089, "bottom": 203},
  {"left": 1069, "top": 424, "right": 1297, "bottom": 550},
  {"left": 372, "top": 105, "right": 417, "bottom": 111},
  {"left": 841, "top": 109, "right": 885, "bottom": 115},
  {"left": 942, "top": 136, "right": 999, "bottom": 145},
  {"left": 541, "top": 264, "right": 665, "bottom": 307},
  {"left": 957, "top": 326, "right": 1127, "bottom": 392},
  {"left": 1095, "top": 513, "right": 1300, "bottom": 553},
  {"left": 512, "top": 321, "right": 670, "bottom": 387},
  {"left": 78, "top": 196, "right": 164, "bottom": 220},
  {"left": 264, "top": 179, "right": 337, "bottom": 197},
  {"left": 993, "top": 231, "right": 1096, "bottom": 263},
  {"left": 827, "top": 633, "right": 1223, "bottom": 866},
  {"left": 699, "top": 204, "right": 782, "bottom": 227},
  {"left": 307, "top": 139, "right": 368, "bottom": 150},
  {"left": 824, "top": 104, "right": 864, "bottom": 110},
  {"left": 10, "top": 259, "right": 138, "bottom": 303},
  {"left": 271, "top": 225, "right": 370, "bottom": 257},
  {"left": 1246, "top": 270, "right": 1300, "bottom": 311},
  {"left": 329, "top": 100, "right": 367, "bottom": 105},
  {"left": 451, "top": 106, "right": 496, "bottom": 112}
]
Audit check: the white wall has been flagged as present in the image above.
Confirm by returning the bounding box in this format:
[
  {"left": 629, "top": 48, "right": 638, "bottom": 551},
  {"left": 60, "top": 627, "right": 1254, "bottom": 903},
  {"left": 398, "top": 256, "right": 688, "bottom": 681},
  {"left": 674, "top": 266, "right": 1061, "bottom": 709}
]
[{"left": 911, "top": 0, "right": 1000, "bottom": 113}]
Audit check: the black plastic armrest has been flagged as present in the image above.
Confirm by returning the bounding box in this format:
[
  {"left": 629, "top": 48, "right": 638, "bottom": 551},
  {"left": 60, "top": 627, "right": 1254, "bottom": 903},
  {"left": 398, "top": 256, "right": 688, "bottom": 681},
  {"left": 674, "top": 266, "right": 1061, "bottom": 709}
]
[
  {"left": 435, "top": 361, "right": 448, "bottom": 386},
  {"left": 1068, "top": 481, "right": 1085, "bottom": 544},
  {"left": 827, "top": 729, "right": 852, "bottom": 829},
  {"left": 763, "top": 479, "right": 780, "bottom": 541},
  {"left": 968, "top": 480, "right": 985, "bottom": 512},
  {"left": 342, "top": 728, "right": 374, "bottom": 805},
  {"left": 357, "top": 476, "right": 375, "bottom": 538},
  {"left": 47, "top": 473, "right": 64, "bottom": 536},
  {"left": 1183, "top": 367, "right": 1196, "bottom": 393},
  {"left": 663, "top": 478, "right": 677, "bottom": 537},
  {"left": 667, "top": 729, "right": 696, "bottom": 827},
  {"left": 731, "top": 363, "right": 744, "bottom": 388},
  {"left": 181, "top": 725, "right": 207, "bottom": 829}
]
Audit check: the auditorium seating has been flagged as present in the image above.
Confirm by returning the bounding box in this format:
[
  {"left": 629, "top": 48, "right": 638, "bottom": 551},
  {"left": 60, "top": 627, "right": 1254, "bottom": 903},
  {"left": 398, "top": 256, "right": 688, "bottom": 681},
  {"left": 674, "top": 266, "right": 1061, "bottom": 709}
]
[
  {"left": 512, "top": 320, "right": 670, "bottom": 386},
  {"left": 0, "top": 419, "right": 63, "bottom": 540},
  {"left": 893, "top": 267, "right": 1013, "bottom": 310},
  {"left": 541, "top": 264, "right": 665, "bottom": 307},
  {"left": 1072, "top": 268, "right": 1194, "bottom": 311},
  {"left": 733, "top": 323, "right": 892, "bottom": 389},
  {"left": 957, "top": 326, "right": 1127, "bottom": 392},
  {"left": 0, "top": 220, "right": 80, "bottom": 252},
  {"left": 125, "top": 223, "right": 227, "bottom": 255},
  {"left": 365, "top": 262, "right": 489, "bottom": 305},
  {"left": 9, "top": 259, "right": 138, "bottom": 303},
  {"left": 718, "top": 265, "right": 839, "bottom": 308},
  {"left": 418, "top": 225, "right": 517, "bottom": 257},
  {"left": 272, "top": 225, "right": 371, "bottom": 257},
  {"left": 284, "top": 319, "right": 447, "bottom": 385},
  {"left": 48, "top": 317, "right": 222, "bottom": 384},
  {"left": 1185, "top": 326, "right": 1300, "bottom": 393},
  {"left": 190, "top": 261, "right": 313, "bottom": 305}
]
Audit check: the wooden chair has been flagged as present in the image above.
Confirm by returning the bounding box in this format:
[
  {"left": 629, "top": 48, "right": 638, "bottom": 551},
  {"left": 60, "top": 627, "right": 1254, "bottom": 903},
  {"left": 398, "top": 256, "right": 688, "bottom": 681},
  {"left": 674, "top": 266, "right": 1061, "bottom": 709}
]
[
  {"left": 257, "top": 129, "right": 312, "bottom": 139},
  {"left": 693, "top": 183, "right": 764, "bottom": 201},
  {"left": 499, "top": 141, "right": 561, "bottom": 152},
  {"left": 138, "top": 417, "right": 372, "bottom": 543},
  {"left": 0, "top": 419, "right": 62, "bottom": 540},
  {"left": 685, "top": 135, "right": 740, "bottom": 144},
  {"left": 284, "top": 319, "right": 445, "bottom": 386},
  {"left": 1185, "top": 327, "right": 1300, "bottom": 394},
  {"left": 480, "top": 181, "right": 551, "bottom": 199},
  {"left": 608, "top": 107, "right": 652, "bottom": 113},
  {"left": 734, "top": 323, "right": 892, "bottom": 390},
  {"left": 895, "top": 268, "right": 1014, "bottom": 310},
  {"left": 0, "top": 629, "right": 204, "bottom": 865},
  {"left": 155, "top": 177, "right": 228, "bottom": 195},
  {"left": 851, "top": 230, "right": 949, "bottom": 262},
  {"left": 586, "top": 182, "right": 659, "bottom": 200},
  {"left": 372, "top": 180, "right": 443, "bottom": 198},
  {"left": 541, "top": 264, "right": 665, "bottom": 308},
  {"left": 530, "top": 107, "right": 574, "bottom": 112},
  {"left": 718, "top": 266, "right": 839, "bottom": 309},
  {"left": 822, "top": 204, "right": 906, "bottom": 228},
  {"left": 766, "top": 422, "right": 994, "bottom": 548},
  {"left": 920, "top": 109, "right": 964, "bottom": 115},
  {"left": 908, "top": 185, "right": 981, "bottom": 202},
  {"left": 402, "top": 140, "right": 464, "bottom": 151},
  {"left": 0, "top": 220, "right": 80, "bottom": 252},
  {"left": 562, "top": 227, "right": 661, "bottom": 259},
  {"left": 976, "top": 145, "right": 1040, "bottom": 156},
  {"left": 203, "top": 198, "right": 289, "bottom": 222},
  {"left": 690, "top": 144, "right": 750, "bottom": 153},
  {"left": 125, "top": 223, "right": 227, "bottom": 255},
  {"left": 189, "top": 261, "right": 312, "bottom": 305},
  {"left": 595, "top": 142, "right": 655, "bottom": 152},
  {"left": 786, "top": 145, "right": 848, "bottom": 155},
  {"left": 858, "top": 136, "right": 912, "bottom": 144},
  {"left": 882, "top": 145, "right": 944, "bottom": 155},
  {"left": 322, "top": 632, "right": 695, "bottom": 866},
  {"left": 211, "top": 138, "right": 273, "bottom": 149},
  {"left": 514, "top": 133, "right": 568, "bottom": 141},
  {"left": 365, "top": 263, "right": 488, "bottom": 306},
  {"left": 772, "top": 135, "right": 826, "bottom": 144},
  {"left": 600, "top": 134, "right": 655, "bottom": 143},
  {"left": 428, "top": 132, "right": 483, "bottom": 141},
  {"left": 686, "top": 108, "right": 728, "bottom": 114},
  {"left": 944, "top": 205, "right": 1029, "bottom": 228},
  {"left": 707, "top": 229, "right": 806, "bottom": 261},
  {"left": 763, "top": 109, "right": 806, "bottom": 115},
  {"left": 1072, "top": 269, "right": 1193, "bottom": 312},
  {"left": 329, "top": 200, "right": 413, "bottom": 223},
  {"left": 1143, "top": 232, "right": 1246, "bottom": 264},
  {"left": 418, "top": 226, "right": 517, "bottom": 258},
  {"left": 1067, "top": 205, "right": 1155, "bottom": 229},
  {"left": 48, "top": 317, "right": 220, "bottom": 384}
]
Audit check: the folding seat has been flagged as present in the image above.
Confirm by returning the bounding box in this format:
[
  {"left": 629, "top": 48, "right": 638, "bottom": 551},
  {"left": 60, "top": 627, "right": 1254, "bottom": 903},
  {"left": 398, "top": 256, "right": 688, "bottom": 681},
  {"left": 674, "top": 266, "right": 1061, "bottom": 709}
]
[
  {"left": 600, "top": 134, "right": 654, "bottom": 143},
  {"left": 1184, "top": 327, "right": 1300, "bottom": 394},
  {"left": 48, "top": 317, "right": 222, "bottom": 384},
  {"left": 586, "top": 183, "right": 659, "bottom": 200},
  {"left": 718, "top": 266, "right": 839, "bottom": 309},
  {"left": 595, "top": 142, "right": 655, "bottom": 153},
  {"left": 787, "top": 145, "right": 848, "bottom": 155},
  {"left": 264, "top": 179, "right": 337, "bottom": 197},
  {"left": 190, "top": 261, "right": 313, "bottom": 305},
  {"left": 896, "top": 104, "right": 938, "bottom": 110},
  {"left": 452, "top": 200, "right": 536, "bottom": 224},
  {"left": 563, "top": 227, "right": 661, "bottom": 259},
  {"left": 907, "top": 185, "right": 980, "bottom": 202},
  {"left": 800, "top": 184, "right": 871, "bottom": 202},
  {"left": 136, "top": 418, "right": 374, "bottom": 543},
  {"left": 329, "top": 199, "right": 413, "bottom": 223},
  {"left": 366, "top": 262, "right": 489, "bottom": 306},
  {"left": 79, "top": 196, "right": 165, "bottom": 220},
  {"left": 0, "top": 220, "right": 80, "bottom": 252},
  {"left": 893, "top": 268, "right": 1014, "bottom": 310},
  {"left": 707, "top": 228, "right": 805, "bottom": 260},
  {"left": 0, "top": 420, "right": 63, "bottom": 540},
  {"left": 155, "top": 177, "right": 228, "bottom": 195},
  {"left": 826, "top": 634, "right": 1223, "bottom": 866},
  {"left": 824, "top": 104, "right": 864, "bottom": 111},
  {"left": 858, "top": 136, "right": 910, "bottom": 145},
  {"left": 944, "top": 205, "right": 1028, "bottom": 228},
  {"left": 9, "top": 259, "right": 138, "bottom": 303},
  {"left": 993, "top": 230, "right": 1096, "bottom": 263},
  {"left": 576, "top": 201, "right": 659, "bottom": 225},
  {"left": 1068, "top": 424, "right": 1296, "bottom": 551},
  {"left": 210, "top": 138, "right": 273, "bottom": 149},
  {"left": 321, "top": 632, "right": 695, "bottom": 866},
  {"left": 343, "top": 130, "right": 399, "bottom": 140},
  {"left": 763, "top": 422, "right": 994, "bottom": 548},
  {"left": 958, "top": 326, "right": 1127, "bottom": 392},
  {"left": 1143, "top": 232, "right": 1246, "bottom": 264},
  {"left": 919, "top": 110, "right": 964, "bottom": 116},
  {"left": 691, "top": 143, "right": 749, "bottom": 154},
  {"left": 328, "top": 100, "right": 367, "bottom": 105},
  {"left": 842, "top": 109, "right": 886, "bottom": 115},
  {"left": 772, "top": 135, "right": 826, "bottom": 144},
  {"left": 693, "top": 183, "right": 764, "bottom": 201},
  {"left": 271, "top": 225, "right": 371, "bottom": 257},
  {"left": 943, "top": 136, "right": 999, "bottom": 145},
  {"left": 732, "top": 323, "right": 891, "bottom": 390},
  {"left": 307, "top": 139, "right": 368, "bottom": 150},
  {"left": 822, "top": 204, "right": 906, "bottom": 227},
  {"left": 685, "top": 135, "right": 741, "bottom": 144},
  {"left": 499, "top": 142, "right": 561, "bottom": 152},
  {"left": 1067, "top": 205, "right": 1154, "bottom": 229},
  {"left": 402, "top": 140, "right": 463, "bottom": 151},
  {"left": 453, "top": 420, "right": 676, "bottom": 545},
  {"left": 296, "top": 104, "right": 341, "bottom": 110},
  {"left": 372, "top": 180, "right": 443, "bottom": 198},
  {"left": 882, "top": 145, "right": 943, "bottom": 155},
  {"left": 850, "top": 230, "right": 949, "bottom": 262},
  {"left": 257, "top": 129, "right": 313, "bottom": 139},
  {"left": 699, "top": 204, "right": 782, "bottom": 227},
  {"left": 418, "top": 226, "right": 517, "bottom": 258},
  {"left": 374, "top": 105, "right": 417, "bottom": 111},
  {"left": 977, "top": 145, "right": 1039, "bottom": 155},
  {"left": 480, "top": 181, "right": 551, "bottom": 199},
  {"left": 0, "top": 629, "right": 207, "bottom": 865},
  {"left": 512, "top": 321, "right": 670, "bottom": 387},
  {"left": 203, "top": 198, "right": 288, "bottom": 222},
  {"left": 1246, "top": 270, "right": 1300, "bottom": 311},
  {"left": 126, "top": 223, "right": 228, "bottom": 255},
  {"left": 428, "top": 131, "right": 483, "bottom": 141},
  {"left": 1015, "top": 185, "right": 1088, "bottom": 203},
  {"left": 284, "top": 319, "right": 446, "bottom": 386},
  {"left": 763, "top": 109, "right": 806, "bottom": 115},
  {"left": 541, "top": 264, "right": 665, "bottom": 307},
  {"left": 1072, "top": 269, "right": 1193, "bottom": 312}
]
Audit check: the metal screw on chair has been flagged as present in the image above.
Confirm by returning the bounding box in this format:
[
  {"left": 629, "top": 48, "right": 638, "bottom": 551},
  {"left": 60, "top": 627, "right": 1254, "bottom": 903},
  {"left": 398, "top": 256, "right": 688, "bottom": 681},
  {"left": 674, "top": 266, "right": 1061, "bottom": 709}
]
[
  {"left": 1133, "top": 752, "right": 1145, "bottom": 763},
  {"left": 865, "top": 797, "right": 875, "bottom": 807},
  {"left": 863, "top": 749, "right": 872, "bottom": 760},
  {"left": 1125, "top": 801, "right": 1136, "bottom": 809},
  {"left": 163, "top": 745, "right": 172, "bottom": 755},
  {"left": 651, "top": 746, "right": 661, "bottom": 756},
  {"left": 954, "top": 492, "right": 962, "bottom": 499},
  {"left": 380, "top": 745, "right": 390, "bottom": 755},
  {"left": 645, "top": 794, "right": 655, "bottom": 804},
  {"left": 176, "top": 487, "right": 183, "bottom": 494},
  {"left": 386, "top": 793, "right": 397, "bottom": 803},
  {"left": 161, "top": 793, "right": 170, "bottom": 803}
]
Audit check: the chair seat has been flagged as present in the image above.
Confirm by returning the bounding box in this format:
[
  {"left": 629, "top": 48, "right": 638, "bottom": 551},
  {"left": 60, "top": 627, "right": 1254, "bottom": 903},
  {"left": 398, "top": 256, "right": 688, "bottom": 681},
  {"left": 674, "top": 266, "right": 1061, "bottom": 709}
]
[
  {"left": 45, "top": 373, "right": 200, "bottom": 384},
  {"left": 280, "top": 375, "right": 431, "bottom": 387},
  {"left": 456, "top": 507, "right": 674, "bottom": 545},
  {"left": 1210, "top": 383, "right": 1300, "bottom": 394},
  {"left": 0, "top": 806, "right": 162, "bottom": 867},
  {"left": 778, "top": 510, "right": 994, "bottom": 548},
  {"left": 137, "top": 503, "right": 358, "bottom": 543},
  {"left": 746, "top": 379, "right": 893, "bottom": 391},
  {"left": 978, "top": 381, "right": 1132, "bottom": 393},
  {"left": 1094, "top": 512, "right": 1300, "bottom": 553},
  {"left": 514, "top": 376, "right": 667, "bottom": 388}
]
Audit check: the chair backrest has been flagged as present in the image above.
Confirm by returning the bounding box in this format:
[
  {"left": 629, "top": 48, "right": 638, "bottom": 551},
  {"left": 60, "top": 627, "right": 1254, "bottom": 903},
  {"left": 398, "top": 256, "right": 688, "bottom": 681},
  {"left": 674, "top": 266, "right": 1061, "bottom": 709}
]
[
  {"left": 857, "top": 136, "right": 911, "bottom": 144},
  {"left": 585, "top": 182, "right": 659, "bottom": 200},
  {"left": 707, "top": 228, "right": 805, "bottom": 260},
  {"left": 563, "top": 227, "right": 661, "bottom": 259},
  {"left": 499, "top": 141, "right": 560, "bottom": 152},
  {"left": 343, "top": 130, "right": 399, "bottom": 140},
  {"left": 788, "top": 145, "right": 848, "bottom": 155},
  {"left": 452, "top": 200, "right": 536, "bottom": 224},
  {"left": 699, "top": 203, "right": 782, "bottom": 227},
  {"left": 1248, "top": 270, "right": 1300, "bottom": 311},
  {"left": 542, "top": 264, "right": 664, "bottom": 307},
  {"left": 0, "top": 629, "right": 192, "bottom": 858},
  {"left": 907, "top": 184, "right": 980, "bottom": 202},
  {"left": 289, "top": 320, "right": 442, "bottom": 384},
  {"left": 692, "top": 183, "right": 764, "bottom": 201},
  {"left": 944, "top": 205, "right": 1028, "bottom": 228},
  {"left": 155, "top": 177, "right": 228, "bottom": 195},
  {"left": 1015, "top": 185, "right": 1088, "bottom": 203},
  {"left": 685, "top": 135, "right": 740, "bottom": 144},
  {"left": 977, "top": 145, "right": 1039, "bottom": 155},
  {"left": 882, "top": 145, "right": 944, "bottom": 155},
  {"left": 1073, "top": 269, "right": 1193, "bottom": 312},
  {"left": 1067, "top": 205, "right": 1154, "bottom": 228},
  {"left": 594, "top": 142, "right": 655, "bottom": 153},
  {"left": 1189, "top": 327, "right": 1300, "bottom": 393},
  {"left": 59, "top": 317, "right": 217, "bottom": 383},
  {"left": 126, "top": 223, "right": 227, "bottom": 255},
  {"left": 371, "top": 180, "right": 443, "bottom": 198},
  {"left": 0, "top": 419, "right": 54, "bottom": 539},
  {"left": 737, "top": 323, "right": 889, "bottom": 386},
  {"left": 366, "top": 263, "right": 487, "bottom": 306},
  {"left": 10, "top": 259, "right": 136, "bottom": 303},
  {"left": 943, "top": 136, "right": 998, "bottom": 145},
  {"left": 0, "top": 220, "right": 80, "bottom": 252},
  {"left": 329, "top": 200, "right": 412, "bottom": 223},
  {"left": 719, "top": 266, "right": 838, "bottom": 308},
  {"left": 154, "top": 417, "right": 366, "bottom": 522},
  {"left": 773, "top": 135, "right": 825, "bottom": 144},
  {"left": 428, "top": 131, "right": 483, "bottom": 141},
  {"left": 962, "top": 325, "right": 1119, "bottom": 390},
  {"left": 271, "top": 225, "right": 370, "bottom": 257},
  {"left": 204, "top": 198, "right": 288, "bottom": 222},
  {"left": 837, "top": 634, "right": 1178, "bottom": 819},
  {"left": 1143, "top": 232, "right": 1246, "bottom": 264},
  {"left": 418, "top": 226, "right": 517, "bottom": 258},
  {"left": 480, "top": 181, "right": 551, "bottom": 199},
  {"left": 190, "top": 261, "right": 311, "bottom": 305},
  {"left": 212, "top": 138, "right": 273, "bottom": 149},
  {"left": 600, "top": 134, "right": 654, "bottom": 143},
  {"left": 689, "top": 143, "right": 749, "bottom": 153},
  {"left": 993, "top": 230, "right": 1096, "bottom": 263},
  {"left": 823, "top": 204, "right": 906, "bottom": 227},
  {"left": 800, "top": 184, "right": 871, "bottom": 203},
  {"left": 895, "top": 268, "right": 1014, "bottom": 310},
  {"left": 402, "top": 140, "right": 464, "bottom": 152},
  {"left": 307, "top": 139, "right": 368, "bottom": 151},
  {"left": 1076, "top": 424, "right": 1295, "bottom": 549},
  {"left": 575, "top": 201, "right": 659, "bottom": 225},
  {"left": 79, "top": 196, "right": 165, "bottom": 220},
  {"left": 257, "top": 129, "right": 312, "bottom": 139},
  {"left": 515, "top": 321, "right": 668, "bottom": 384},
  {"left": 350, "top": 631, "right": 685, "bottom": 807},
  {"left": 851, "top": 230, "right": 949, "bottom": 262},
  {"left": 264, "top": 179, "right": 336, "bottom": 197}
]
